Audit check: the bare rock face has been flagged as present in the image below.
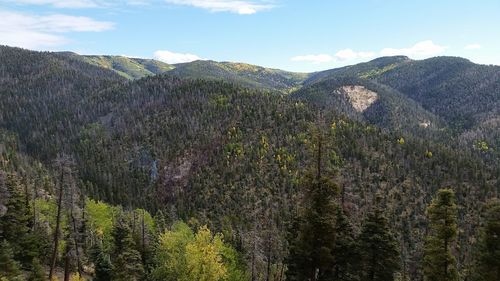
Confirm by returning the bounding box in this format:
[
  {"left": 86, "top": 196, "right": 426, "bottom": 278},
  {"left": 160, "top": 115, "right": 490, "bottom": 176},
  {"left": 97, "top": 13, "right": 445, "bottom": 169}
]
[
  {"left": 337, "top": 85, "right": 378, "bottom": 112},
  {"left": 419, "top": 121, "right": 431, "bottom": 128}
]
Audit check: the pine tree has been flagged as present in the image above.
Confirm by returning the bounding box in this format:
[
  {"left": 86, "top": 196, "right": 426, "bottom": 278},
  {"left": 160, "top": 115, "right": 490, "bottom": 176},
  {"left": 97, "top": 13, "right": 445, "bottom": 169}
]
[
  {"left": 358, "top": 206, "right": 400, "bottom": 281},
  {"left": 0, "top": 240, "right": 22, "bottom": 281},
  {"left": 332, "top": 206, "right": 359, "bottom": 281},
  {"left": 423, "top": 188, "right": 458, "bottom": 281},
  {"left": 91, "top": 244, "right": 113, "bottom": 281},
  {"left": 0, "top": 173, "right": 39, "bottom": 265},
  {"left": 111, "top": 218, "right": 144, "bottom": 281},
  {"left": 471, "top": 200, "right": 500, "bottom": 281},
  {"left": 286, "top": 128, "right": 340, "bottom": 281},
  {"left": 27, "top": 258, "right": 46, "bottom": 281}
]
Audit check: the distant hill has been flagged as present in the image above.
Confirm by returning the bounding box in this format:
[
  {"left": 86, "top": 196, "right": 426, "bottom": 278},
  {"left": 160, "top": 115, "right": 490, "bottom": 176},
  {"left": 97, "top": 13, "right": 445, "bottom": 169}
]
[
  {"left": 292, "top": 76, "right": 445, "bottom": 135},
  {"left": 3, "top": 46, "right": 500, "bottom": 157},
  {"left": 304, "top": 56, "right": 411, "bottom": 85},
  {"left": 57, "top": 53, "right": 309, "bottom": 91},
  {"left": 294, "top": 56, "right": 500, "bottom": 158},
  {"left": 168, "top": 60, "right": 309, "bottom": 91},
  {"left": 0, "top": 46, "right": 125, "bottom": 158},
  {"left": 58, "top": 52, "right": 174, "bottom": 79},
  {"left": 374, "top": 57, "right": 500, "bottom": 129}
]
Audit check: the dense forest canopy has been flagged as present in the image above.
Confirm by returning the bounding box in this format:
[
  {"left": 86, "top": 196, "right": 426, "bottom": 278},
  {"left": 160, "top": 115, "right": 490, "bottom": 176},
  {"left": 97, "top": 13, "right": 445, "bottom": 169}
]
[{"left": 0, "top": 45, "right": 499, "bottom": 281}]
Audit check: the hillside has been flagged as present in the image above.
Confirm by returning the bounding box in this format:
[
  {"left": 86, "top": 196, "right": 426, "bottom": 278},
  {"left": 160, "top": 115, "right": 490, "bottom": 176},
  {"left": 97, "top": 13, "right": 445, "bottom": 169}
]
[
  {"left": 168, "top": 60, "right": 309, "bottom": 91},
  {"left": 304, "top": 56, "right": 411, "bottom": 85},
  {"left": 58, "top": 52, "right": 174, "bottom": 79},
  {"left": 0, "top": 46, "right": 499, "bottom": 281},
  {"left": 57, "top": 52, "right": 309, "bottom": 92},
  {"left": 291, "top": 76, "right": 445, "bottom": 135},
  {"left": 0, "top": 46, "right": 126, "bottom": 159},
  {"left": 294, "top": 56, "right": 500, "bottom": 159},
  {"left": 374, "top": 57, "right": 500, "bottom": 129}
]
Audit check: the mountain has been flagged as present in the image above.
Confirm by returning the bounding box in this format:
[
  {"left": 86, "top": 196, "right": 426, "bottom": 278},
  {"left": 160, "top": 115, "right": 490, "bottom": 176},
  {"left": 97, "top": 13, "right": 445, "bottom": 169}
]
[
  {"left": 292, "top": 75, "right": 445, "bottom": 135},
  {"left": 294, "top": 56, "right": 500, "bottom": 159},
  {"left": 374, "top": 57, "right": 500, "bottom": 129},
  {"left": 57, "top": 52, "right": 309, "bottom": 92},
  {"left": 0, "top": 46, "right": 126, "bottom": 159},
  {"left": 372, "top": 56, "right": 500, "bottom": 161},
  {"left": 168, "top": 60, "right": 309, "bottom": 91},
  {"left": 304, "top": 55, "right": 411, "bottom": 85},
  {"left": 303, "top": 56, "right": 500, "bottom": 132},
  {"left": 0, "top": 45, "right": 499, "bottom": 281},
  {"left": 58, "top": 52, "right": 174, "bottom": 79}
]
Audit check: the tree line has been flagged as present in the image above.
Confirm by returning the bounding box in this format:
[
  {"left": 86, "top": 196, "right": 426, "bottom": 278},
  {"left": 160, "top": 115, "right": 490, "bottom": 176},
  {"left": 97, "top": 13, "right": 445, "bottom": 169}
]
[{"left": 1, "top": 131, "right": 499, "bottom": 281}]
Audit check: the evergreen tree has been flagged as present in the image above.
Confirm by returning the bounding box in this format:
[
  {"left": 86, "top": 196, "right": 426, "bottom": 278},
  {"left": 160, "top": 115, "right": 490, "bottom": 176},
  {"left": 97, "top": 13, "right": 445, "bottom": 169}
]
[
  {"left": 423, "top": 188, "right": 458, "bottom": 281},
  {"left": 471, "top": 200, "right": 500, "bottom": 281},
  {"left": 358, "top": 206, "right": 400, "bottom": 281},
  {"left": 27, "top": 258, "right": 46, "bottom": 281},
  {"left": 0, "top": 240, "right": 22, "bottom": 281},
  {"left": 91, "top": 244, "right": 113, "bottom": 281},
  {"left": 332, "top": 206, "right": 359, "bottom": 281},
  {"left": 286, "top": 129, "right": 340, "bottom": 281},
  {"left": 0, "top": 173, "right": 38, "bottom": 265},
  {"left": 111, "top": 218, "right": 144, "bottom": 281}
]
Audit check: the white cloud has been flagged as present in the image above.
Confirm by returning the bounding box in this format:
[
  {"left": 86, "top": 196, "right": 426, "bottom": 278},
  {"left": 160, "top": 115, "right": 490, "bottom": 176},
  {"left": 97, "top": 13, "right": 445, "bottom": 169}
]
[
  {"left": 0, "top": 10, "right": 114, "bottom": 49},
  {"left": 465, "top": 43, "right": 481, "bottom": 50},
  {"left": 380, "top": 40, "right": 447, "bottom": 58},
  {"left": 154, "top": 50, "right": 203, "bottom": 64},
  {"left": 126, "top": 0, "right": 150, "bottom": 5},
  {"left": 335, "top": 49, "right": 374, "bottom": 61},
  {"left": 34, "top": 15, "right": 114, "bottom": 32},
  {"left": 1, "top": 31, "right": 67, "bottom": 48},
  {"left": 2, "top": 0, "right": 151, "bottom": 8},
  {"left": 291, "top": 54, "right": 334, "bottom": 64},
  {"left": 291, "top": 41, "right": 450, "bottom": 66},
  {"left": 291, "top": 49, "right": 374, "bottom": 64},
  {"left": 3, "top": 0, "right": 99, "bottom": 8},
  {"left": 164, "top": 0, "right": 274, "bottom": 14}
]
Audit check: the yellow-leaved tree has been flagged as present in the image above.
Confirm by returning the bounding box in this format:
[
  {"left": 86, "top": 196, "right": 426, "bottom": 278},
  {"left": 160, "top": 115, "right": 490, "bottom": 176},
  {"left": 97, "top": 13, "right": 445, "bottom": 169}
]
[
  {"left": 152, "top": 221, "right": 246, "bottom": 281},
  {"left": 185, "top": 226, "right": 227, "bottom": 281}
]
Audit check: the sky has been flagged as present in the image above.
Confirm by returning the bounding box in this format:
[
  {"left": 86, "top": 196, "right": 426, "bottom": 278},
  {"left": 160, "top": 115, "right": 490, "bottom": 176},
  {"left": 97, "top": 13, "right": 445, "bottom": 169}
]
[{"left": 1, "top": 0, "right": 499, "bottom": 72}]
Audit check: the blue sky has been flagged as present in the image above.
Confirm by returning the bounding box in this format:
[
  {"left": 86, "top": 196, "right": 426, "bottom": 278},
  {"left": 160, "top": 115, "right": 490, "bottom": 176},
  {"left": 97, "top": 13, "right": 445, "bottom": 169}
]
[{"left": 1, "top": 0, "right": 499, "bottom": 72}]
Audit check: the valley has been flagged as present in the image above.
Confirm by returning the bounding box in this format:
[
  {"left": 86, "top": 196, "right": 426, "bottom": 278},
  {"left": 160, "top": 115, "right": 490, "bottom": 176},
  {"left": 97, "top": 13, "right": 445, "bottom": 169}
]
[{"left": 0, "top": 45, "right": 499, "bottom": 281}]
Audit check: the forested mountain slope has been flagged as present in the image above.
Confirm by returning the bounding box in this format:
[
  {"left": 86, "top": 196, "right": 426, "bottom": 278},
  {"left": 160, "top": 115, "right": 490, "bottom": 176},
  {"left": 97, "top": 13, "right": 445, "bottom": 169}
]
[
  {"left": 374, "top": 57, "right": 500, "bottom": 159},
  {"left": 375, "top": 57, "right": 500, "bottom": 129},
  {"left": 304, "top": 56, "right": 411, "bottom": 85},
  {"left": 58, "top": 52, "right": 174, "bottom": 80},
  {"left": 0, "top": 46, "right": 127, "bottom": 159},
  {"left": 167, "top": 60, "right": 309, "bottom": 91},
  {"left": 1, "top": 46, "right": 499, "bottom": 281},
  {"left": 57, "top": 51, "right": 309, "bottom": 91},
  {"left": 294, "top": 56, "right": 500, "bottom": 160},
  {"left": 291, "top": 76, "right": 445, "bottom": 135}
]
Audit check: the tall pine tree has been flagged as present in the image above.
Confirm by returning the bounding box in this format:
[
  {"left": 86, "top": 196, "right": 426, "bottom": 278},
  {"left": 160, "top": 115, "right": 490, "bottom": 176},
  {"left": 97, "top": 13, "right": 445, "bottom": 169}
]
[
  {"left": 111, "top": 217, "right": 144, "bottom": 281},
  {"left": 332, "top": 206, "right": 359, "bottom": 281},
  {"left": 0, "top": 173, "right": 40, "bottom": 266},
  {"left": 286, "top": 127, "right": 340, "bottom": 281},
  {"left": 0, "top": 240, "right": 22, "bottom": 281},
  {"left": 471, "top": 200, "right": 500, "bottom": 281},
  {"left": 90, "top": 243, "right": 113, "bottom": 281},
  {"left": 358, "top": 206, "right": 400, "bottom": 281},
  {"left": 423, "top": 188, "right": 458, "bottom": 281}
]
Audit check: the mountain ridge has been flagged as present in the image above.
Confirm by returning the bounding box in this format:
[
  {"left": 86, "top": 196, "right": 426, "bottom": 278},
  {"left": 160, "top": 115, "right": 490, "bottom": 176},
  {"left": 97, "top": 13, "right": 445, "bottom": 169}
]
[
  {"left": 5, "top": 45, "right": 498, "bottom": 157},
  {"left": 0, "top": 45, "right": 499, "bottom": 281}
]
